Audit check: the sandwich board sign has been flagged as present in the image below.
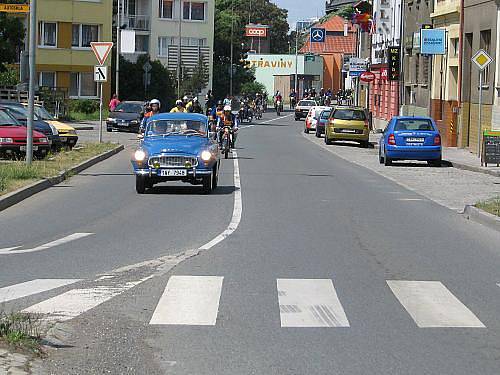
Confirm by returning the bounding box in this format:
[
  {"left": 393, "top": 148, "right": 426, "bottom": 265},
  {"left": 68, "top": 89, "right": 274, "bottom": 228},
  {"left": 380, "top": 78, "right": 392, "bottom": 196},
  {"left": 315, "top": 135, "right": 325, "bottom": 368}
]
[{"left": 90, "top": 42, "right": 114, "bottom": 66}]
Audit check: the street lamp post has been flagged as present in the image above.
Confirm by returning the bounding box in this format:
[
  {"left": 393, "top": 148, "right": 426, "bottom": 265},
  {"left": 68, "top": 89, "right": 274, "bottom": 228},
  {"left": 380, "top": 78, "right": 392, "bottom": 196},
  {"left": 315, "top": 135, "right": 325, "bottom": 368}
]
[
  {"left": 177, "top": 0, "right": 182, "bottom": 99},
  {"left": 229, "top": 1, "right": 234, "bottom": 96},
  {"left": 294, "top": 23, "right": 299, "bottom": 97},
  {"left": 115, "top": 0, "right": 121, "bottom": 97},
  {"left": 26, "top": 0, "right": 36, "bottom": 165}
]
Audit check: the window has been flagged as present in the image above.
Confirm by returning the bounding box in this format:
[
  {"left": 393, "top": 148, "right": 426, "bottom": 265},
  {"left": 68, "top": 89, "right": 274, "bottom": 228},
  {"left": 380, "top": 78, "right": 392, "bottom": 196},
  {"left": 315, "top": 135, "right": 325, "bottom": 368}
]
[
  {"left": 480, "top": 30, "right": 491, "bottom": 83},
  {"left": 70, "top": 72, "right": 97, "bottom": 98},
  {"left": 72, "top": 24, "right": 99, "bottom": 48},
  {"left": 38, "top": 22, "right": 57, "bottom": 47},
  {"left": 135, "top": 34, "right": 149, "bottom": 53},
  {"left": 333, "top": 109, "right": 366, "bottom": 120},
  {"left": 39, "top": 72, "right": 56, "bottom": 88},
  {"left": 158, "top": 36, "right": 176, "bottom": 56},
  {"left": 450, "top": 38, "right": 459, "bottom": 57},
  {"left": 159, "top": 0, "right": 173, "bottom": 18},
  {"left": 395, "top": 119, "right": 434, "bottom": 131},
  {"left": 181, "top": 37, "right": 207, "bottom": 46},
  {"left": 183, "top": 1, "right": 205, "bottom": 21}
]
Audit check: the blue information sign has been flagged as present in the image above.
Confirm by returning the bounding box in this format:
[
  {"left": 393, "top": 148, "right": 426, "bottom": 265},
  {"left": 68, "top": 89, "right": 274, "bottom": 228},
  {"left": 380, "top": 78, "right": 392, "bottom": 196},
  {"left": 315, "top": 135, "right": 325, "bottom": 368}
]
[
  {"left": 310, "top": 28, "right": 326, "bottom": 43},
  {"left": 420, "top": 29, "right": 446, "bottom": 55}
]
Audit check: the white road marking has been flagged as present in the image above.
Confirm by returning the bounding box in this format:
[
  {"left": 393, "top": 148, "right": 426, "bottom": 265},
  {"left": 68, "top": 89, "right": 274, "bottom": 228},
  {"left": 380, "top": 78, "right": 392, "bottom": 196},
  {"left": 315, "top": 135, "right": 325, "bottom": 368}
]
[
  {"left": 23, "top": 275, "right": 154, "bottom": 321},
  {"left": 149, "top": 276, "right": 223, "bottom": 325},
  {"left": 396, "top": 198, "right": 425, "bottom": 201},
  {"left": 199, "top": 150, "right": 241, "bottom": 250},
  {"left": 0, "top": 233, "right": 94, "bottom": 255},
  {"left": 387, "top": 280, "right": 485, "bottom": 328},
  {"left": 277, "top": 279, "right": 350, "bottom": 328},
  {"left": 0, "top": 279, "right": 81, "bottom": 303},
  {"left": 240, "top": 113, "right": 293, "bottom": 129}
]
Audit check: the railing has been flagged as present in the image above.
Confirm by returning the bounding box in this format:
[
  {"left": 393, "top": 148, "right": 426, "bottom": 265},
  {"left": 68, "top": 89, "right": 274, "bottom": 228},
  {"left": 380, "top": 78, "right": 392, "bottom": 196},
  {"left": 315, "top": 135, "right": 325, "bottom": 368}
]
[{"left": 124, "top": 15, "right": 150, "bottom": 31}]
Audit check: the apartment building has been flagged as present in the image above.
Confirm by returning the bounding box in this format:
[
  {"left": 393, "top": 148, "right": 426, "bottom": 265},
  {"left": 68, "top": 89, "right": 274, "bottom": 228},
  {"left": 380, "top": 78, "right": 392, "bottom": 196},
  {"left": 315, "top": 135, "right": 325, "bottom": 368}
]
[
  {"left": 36, "top": 0, "right": 113, "bottom": 101},
  {"left": 429, "top": 0, "right": 460, "bottom": 146},
  {"left": 459, "top": 0, "right": 499, "bottom": 152},
  {"left": 119, "top": 0, "right": 214, "bottom": 93}
]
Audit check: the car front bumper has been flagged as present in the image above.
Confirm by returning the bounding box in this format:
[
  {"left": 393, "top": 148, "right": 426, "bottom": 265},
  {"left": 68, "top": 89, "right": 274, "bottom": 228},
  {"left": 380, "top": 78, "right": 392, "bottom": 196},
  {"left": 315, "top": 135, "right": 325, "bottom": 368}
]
[
  {"left": 0, "top": 144, "right": 50, "bottom": 156},
  {"left": 107, "top": 121, "right": 140, "bottom": 132},
  {"left": 295, "top": 110, "right": 308, "bottom": 118},
  {"left": 58, "top": 135, "right": 78, "bottom": 146},
  {"left": 386, "top": 146, "right": 442, "bottom": 160}
]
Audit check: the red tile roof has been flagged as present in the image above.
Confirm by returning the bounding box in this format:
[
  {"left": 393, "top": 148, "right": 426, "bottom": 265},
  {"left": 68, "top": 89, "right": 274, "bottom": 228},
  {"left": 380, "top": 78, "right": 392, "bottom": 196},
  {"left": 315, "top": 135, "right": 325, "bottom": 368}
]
[
  {"left": 300, "top": 34, "right": 357, "bottom": 54},
  {"left": 317, "top": 15, "right": 356, "bottom": 32}
]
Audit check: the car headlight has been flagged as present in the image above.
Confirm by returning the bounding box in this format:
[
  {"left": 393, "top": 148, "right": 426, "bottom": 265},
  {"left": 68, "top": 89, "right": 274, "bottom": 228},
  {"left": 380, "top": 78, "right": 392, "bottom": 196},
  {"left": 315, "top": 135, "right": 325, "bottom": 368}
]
[
  {"left": 130, "top": 120, "right": 139, "bottom": 125},
  {"left": 68, "top": 129, "right": 77, "bottom": 135},
  {"left": 37, "top": 137, "right": 48, "bottom": 143},
  {"left": 134, "top": 149, "right": 146, "bottom": 161},
  {"left": 0, "top": 137, "right": 13, "bottom": 143},
  {"left": 49, "top": 124, "right": 59, "bottom": 135},
  {"left": 107, "top": 118, "right": 117, "bottom": 123},
  {"left": 201, "top": 150, "right": 212, "bottom": 161}
]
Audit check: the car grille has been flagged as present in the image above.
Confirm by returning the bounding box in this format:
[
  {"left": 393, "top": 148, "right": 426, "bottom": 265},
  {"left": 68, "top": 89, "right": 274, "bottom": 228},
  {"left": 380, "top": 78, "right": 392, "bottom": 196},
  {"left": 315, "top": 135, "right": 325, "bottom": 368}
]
[{"left": 149, "top": 155, "right": 198, "bottom": 168}]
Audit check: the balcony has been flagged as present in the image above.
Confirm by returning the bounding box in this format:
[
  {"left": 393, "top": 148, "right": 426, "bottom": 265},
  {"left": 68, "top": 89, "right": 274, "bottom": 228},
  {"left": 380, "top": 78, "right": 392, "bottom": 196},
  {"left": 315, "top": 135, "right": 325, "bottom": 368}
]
[{"left": 123, "top": 15, "right": 150, "bottom": 31}]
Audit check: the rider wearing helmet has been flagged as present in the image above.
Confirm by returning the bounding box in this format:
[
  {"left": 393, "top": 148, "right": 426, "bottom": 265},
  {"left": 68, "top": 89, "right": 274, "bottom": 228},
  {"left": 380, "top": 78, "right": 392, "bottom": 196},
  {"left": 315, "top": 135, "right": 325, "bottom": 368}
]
[
  {"left": 210, "top": 100, "right": 224, "bottom": 119},
  {"left": 170, "top": 99, "right": 187, "bottom": 113},
  {"left": 216, "top": 105, "right": 239, "bottom": 145},
  {"left": 141, "top": 99, "right": 161, "bottom": 130},
  {"left": 190, "top": 97, "right": 203, "bottom": 114}
]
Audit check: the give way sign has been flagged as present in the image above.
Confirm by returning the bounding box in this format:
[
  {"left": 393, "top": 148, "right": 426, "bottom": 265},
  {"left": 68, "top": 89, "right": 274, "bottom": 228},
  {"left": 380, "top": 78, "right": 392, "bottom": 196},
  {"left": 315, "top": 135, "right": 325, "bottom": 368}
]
[{"left": 90, "top": 42, "right": 114, "bottom": 66}]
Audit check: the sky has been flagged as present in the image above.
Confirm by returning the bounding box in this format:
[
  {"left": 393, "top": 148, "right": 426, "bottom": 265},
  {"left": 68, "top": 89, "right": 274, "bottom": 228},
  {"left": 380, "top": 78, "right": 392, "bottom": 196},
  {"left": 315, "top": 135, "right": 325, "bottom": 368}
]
[{"left": 272, "top": 0, "right": 326, "bottom": 29}]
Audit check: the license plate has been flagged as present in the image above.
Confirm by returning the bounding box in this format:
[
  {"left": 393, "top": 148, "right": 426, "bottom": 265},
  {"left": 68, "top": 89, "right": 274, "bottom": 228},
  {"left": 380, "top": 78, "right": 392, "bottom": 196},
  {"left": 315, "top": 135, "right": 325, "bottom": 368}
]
[
  {"left": 159, "top": 169, "right": 187, "bottom": 177},
  {"left": 341, "top": 129, "right": 356, "bottom": 133},
  {"left": 406, "top": 137, "right": 425, "bottom": 143},
  {"left": 20, "top": 146, "right": 38, "bottom": 151}
]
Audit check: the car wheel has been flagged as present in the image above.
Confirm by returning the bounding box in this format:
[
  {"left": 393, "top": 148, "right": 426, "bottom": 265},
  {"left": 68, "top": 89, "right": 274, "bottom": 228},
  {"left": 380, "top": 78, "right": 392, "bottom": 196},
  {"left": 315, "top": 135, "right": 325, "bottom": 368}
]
[
  {"left": 136, "top": 176, "right": 146, "bottom": 194},
  {"left": 304, "top": 127, "right": 309, "bottom": 134},
  {"left": 107, "top": 127, "right": 112, "bottom": 132},
  {"left": 315, "top": 129, "right": 321, "bottom": 138},
  {"left": 361, "top": 141, "right": 369, "bottom": 148},
  {"left": 384, "top": 153, "right": 392, "bottom": 166},
  {"left": 212, "top": 166, "right": 218, "bottom": 189},
  {"left": 202, "top": 174, "right": 213, "bottom": 194}
]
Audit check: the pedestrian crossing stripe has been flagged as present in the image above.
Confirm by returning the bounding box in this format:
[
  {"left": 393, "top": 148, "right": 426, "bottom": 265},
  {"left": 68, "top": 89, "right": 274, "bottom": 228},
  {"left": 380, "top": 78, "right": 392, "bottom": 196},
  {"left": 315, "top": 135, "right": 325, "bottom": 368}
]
[{"left": 2, "top": 277, "right": 487, "bottom": 329}]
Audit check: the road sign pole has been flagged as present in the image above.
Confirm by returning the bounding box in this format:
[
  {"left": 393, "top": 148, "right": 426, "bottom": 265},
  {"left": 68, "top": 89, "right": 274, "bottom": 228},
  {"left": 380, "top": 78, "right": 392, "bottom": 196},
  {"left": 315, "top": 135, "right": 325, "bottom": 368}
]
[
  {"left": 26, "top": 0, "right": 36, "bottom": 165},
  {"left": 99, "top": 82, "right": 103, "bottom": 144},
  {"left": 478, "top": 70, "right": 482, "bottom": 158}
]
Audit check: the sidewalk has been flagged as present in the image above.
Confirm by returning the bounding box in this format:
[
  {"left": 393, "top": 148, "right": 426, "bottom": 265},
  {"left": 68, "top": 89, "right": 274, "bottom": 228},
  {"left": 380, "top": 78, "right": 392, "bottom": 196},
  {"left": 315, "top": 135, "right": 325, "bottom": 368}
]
[{"left": 370, "top": 132, "right": 500, "bottom": 177}]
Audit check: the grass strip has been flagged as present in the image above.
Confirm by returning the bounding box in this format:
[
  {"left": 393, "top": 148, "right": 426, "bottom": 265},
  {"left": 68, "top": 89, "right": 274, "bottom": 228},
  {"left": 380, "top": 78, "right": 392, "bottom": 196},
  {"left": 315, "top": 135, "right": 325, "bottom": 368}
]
[
  {"left": 0, "top": 312, "right": 43, "bottom": 355},
  {"left": 476, "top": 196, "right": 500, "bottom": 217},
  {"left": 0, "top": 142, "right": 117, "bottom": 196}
]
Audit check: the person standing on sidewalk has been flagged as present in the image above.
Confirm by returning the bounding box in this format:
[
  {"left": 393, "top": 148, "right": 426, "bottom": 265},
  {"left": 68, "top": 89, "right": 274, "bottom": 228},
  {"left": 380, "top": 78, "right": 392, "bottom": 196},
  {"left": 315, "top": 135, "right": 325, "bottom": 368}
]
[{"left": 109, "top": 94, "right": 120, "bottom": 112}]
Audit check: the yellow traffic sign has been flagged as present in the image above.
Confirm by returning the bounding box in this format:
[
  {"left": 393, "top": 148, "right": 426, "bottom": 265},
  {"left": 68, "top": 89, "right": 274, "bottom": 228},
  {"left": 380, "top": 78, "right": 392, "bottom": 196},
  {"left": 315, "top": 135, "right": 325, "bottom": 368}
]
[
  {"left": 0, "top": 3, "right": 29, "bottom": 13},
  {"left": 472, "top": 49, "right": 492, "bottom": 71}
]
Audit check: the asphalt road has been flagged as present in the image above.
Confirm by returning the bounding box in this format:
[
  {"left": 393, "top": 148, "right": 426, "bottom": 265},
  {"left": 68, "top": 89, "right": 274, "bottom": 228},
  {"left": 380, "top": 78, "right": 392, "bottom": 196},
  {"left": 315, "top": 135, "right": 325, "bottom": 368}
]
[{"left": 2, "top": 112, "right": 500, "bottom": 374}]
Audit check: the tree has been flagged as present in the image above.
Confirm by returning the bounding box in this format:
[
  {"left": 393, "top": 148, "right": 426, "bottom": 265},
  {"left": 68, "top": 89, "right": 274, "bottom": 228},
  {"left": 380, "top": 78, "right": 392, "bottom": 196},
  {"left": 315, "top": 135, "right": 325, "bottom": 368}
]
[
  {"left": 213, "top": 0, "right": 290, "bottom": 98},
  {"left": 240, "top": 81, "right": 267, "bottom": 96},
  {"left": 119, "top": 55, "right": 176, "bottom": 111},
  {"left": 0, "top": 13, "right": 25, "bottom": 72},
  {"left": 180, "top": 55, "right": 210, "bottom": 95}
]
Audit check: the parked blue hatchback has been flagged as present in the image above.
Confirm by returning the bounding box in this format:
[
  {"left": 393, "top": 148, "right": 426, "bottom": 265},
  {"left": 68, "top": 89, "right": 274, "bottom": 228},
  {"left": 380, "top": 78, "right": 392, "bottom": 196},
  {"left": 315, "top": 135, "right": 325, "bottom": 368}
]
[
  {"left": 379, "top": 116, "right": 442, "bottom": 166},
  {"left": 131, "top": 113, "right": 220, "bottom": 194}
]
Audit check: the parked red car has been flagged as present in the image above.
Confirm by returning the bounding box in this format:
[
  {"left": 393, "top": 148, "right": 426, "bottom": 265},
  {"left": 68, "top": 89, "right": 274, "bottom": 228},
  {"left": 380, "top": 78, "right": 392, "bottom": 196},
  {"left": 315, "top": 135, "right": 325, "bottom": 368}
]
[{"left": 0, "top": 109, "right": 50, "bottom": 159}]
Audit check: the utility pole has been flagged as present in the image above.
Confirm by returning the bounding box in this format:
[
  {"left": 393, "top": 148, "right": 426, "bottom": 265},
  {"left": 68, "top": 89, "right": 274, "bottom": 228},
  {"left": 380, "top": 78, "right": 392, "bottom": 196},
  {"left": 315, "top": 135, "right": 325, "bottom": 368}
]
[
  {"left": 177, "top": 0, "right": 182, "bottom": 99},
  {"left": 115, "top": 0, "right": 120, "bottom": 96},
  {"left": 295, "top": 23, "right": 299, "bottom": 96},
  {"left": 229, "top": 0, "right": 234, "bottom": 96},
  {"left": 26, "top": 0, "right": 36, "bottom": 165}
]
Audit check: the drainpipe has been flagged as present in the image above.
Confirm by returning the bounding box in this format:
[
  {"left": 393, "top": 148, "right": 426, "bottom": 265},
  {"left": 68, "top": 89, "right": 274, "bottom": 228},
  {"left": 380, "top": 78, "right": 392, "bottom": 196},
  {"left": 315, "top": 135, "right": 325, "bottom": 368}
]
[{"left": 457, "top": 0, "right": 464, "bottom": 107}]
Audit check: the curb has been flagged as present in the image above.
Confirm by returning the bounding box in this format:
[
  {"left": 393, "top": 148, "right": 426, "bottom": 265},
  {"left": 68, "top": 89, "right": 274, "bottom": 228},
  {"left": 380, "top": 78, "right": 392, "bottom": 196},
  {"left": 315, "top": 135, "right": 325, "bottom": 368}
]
[
  {"left": 0, "top": 144, "right": 124, "bottom": 212},
  {"left": 447, "top": 161, "right": 500, "bottom": 177},
  {"left": 463, "top": 205, "right": 500, "bottom": 232}
]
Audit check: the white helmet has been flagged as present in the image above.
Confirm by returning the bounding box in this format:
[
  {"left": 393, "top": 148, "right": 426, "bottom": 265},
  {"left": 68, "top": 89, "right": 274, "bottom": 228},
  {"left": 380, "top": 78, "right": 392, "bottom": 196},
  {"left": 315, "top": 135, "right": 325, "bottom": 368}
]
[
  {"left": 176, "top": 99, "right": 183, "bottom": 105},
  {"left": 223, "top": 105, "right": 232, "bottom": 111},
  {"left": 150, "top": 99, "right": 161, "bottom": 108},
  {"left": 183, "top": 96, "right": 189, "bottom": 101}
]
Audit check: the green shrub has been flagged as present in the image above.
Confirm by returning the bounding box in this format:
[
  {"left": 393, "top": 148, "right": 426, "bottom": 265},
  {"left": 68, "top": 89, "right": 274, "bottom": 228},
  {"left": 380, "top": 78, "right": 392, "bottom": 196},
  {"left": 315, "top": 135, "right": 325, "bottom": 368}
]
[{"left": 69, "top": 99, "right": 99, "bottom": 114}]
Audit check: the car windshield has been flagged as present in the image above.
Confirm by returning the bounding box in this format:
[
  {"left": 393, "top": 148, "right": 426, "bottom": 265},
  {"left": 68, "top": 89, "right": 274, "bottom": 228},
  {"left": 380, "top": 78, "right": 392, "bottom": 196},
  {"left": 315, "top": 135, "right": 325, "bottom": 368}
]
[
  {"left": 146, "top": 119, "right": 207, "bottom": 136},
  {"left": 2, "top": 105, "right": 41, "bottom": 121},
  {"left": 320, "top": 110, "right": 331, "bottom": 119},
  {"left": 34, "top": 106, "right": 54, "bottom": 120},
  {"left": 395, "top": 119, "right": 434, "bottom": 131},
  {"left": 114, "top": 102, "right": 143, "bottom": 113},
  {"left": 333, "top": 109, "right": 366, "bottom": 121},
  {"left": 298, "top": 101, "right": 316, "bottom": 106},
  {"left": 0, "top": 110, "right": 18, "bottom": 126}
]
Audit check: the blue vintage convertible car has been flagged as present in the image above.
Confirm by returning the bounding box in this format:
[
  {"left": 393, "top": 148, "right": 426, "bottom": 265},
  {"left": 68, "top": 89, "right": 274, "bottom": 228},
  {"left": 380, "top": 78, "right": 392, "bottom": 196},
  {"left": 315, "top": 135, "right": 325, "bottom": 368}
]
[{"left": 131, "top": 113, "right": 220, "bottom": 194}]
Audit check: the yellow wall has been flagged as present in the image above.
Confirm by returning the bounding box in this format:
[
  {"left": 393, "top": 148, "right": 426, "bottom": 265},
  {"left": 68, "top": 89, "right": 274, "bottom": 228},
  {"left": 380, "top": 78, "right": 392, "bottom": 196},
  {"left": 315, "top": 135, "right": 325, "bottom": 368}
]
[
  {"left": 35, "top": 0, "right": 113, "bottom": 101},
  {"left": 459, "top": 102, "right": 493, "bottom": 153}
]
